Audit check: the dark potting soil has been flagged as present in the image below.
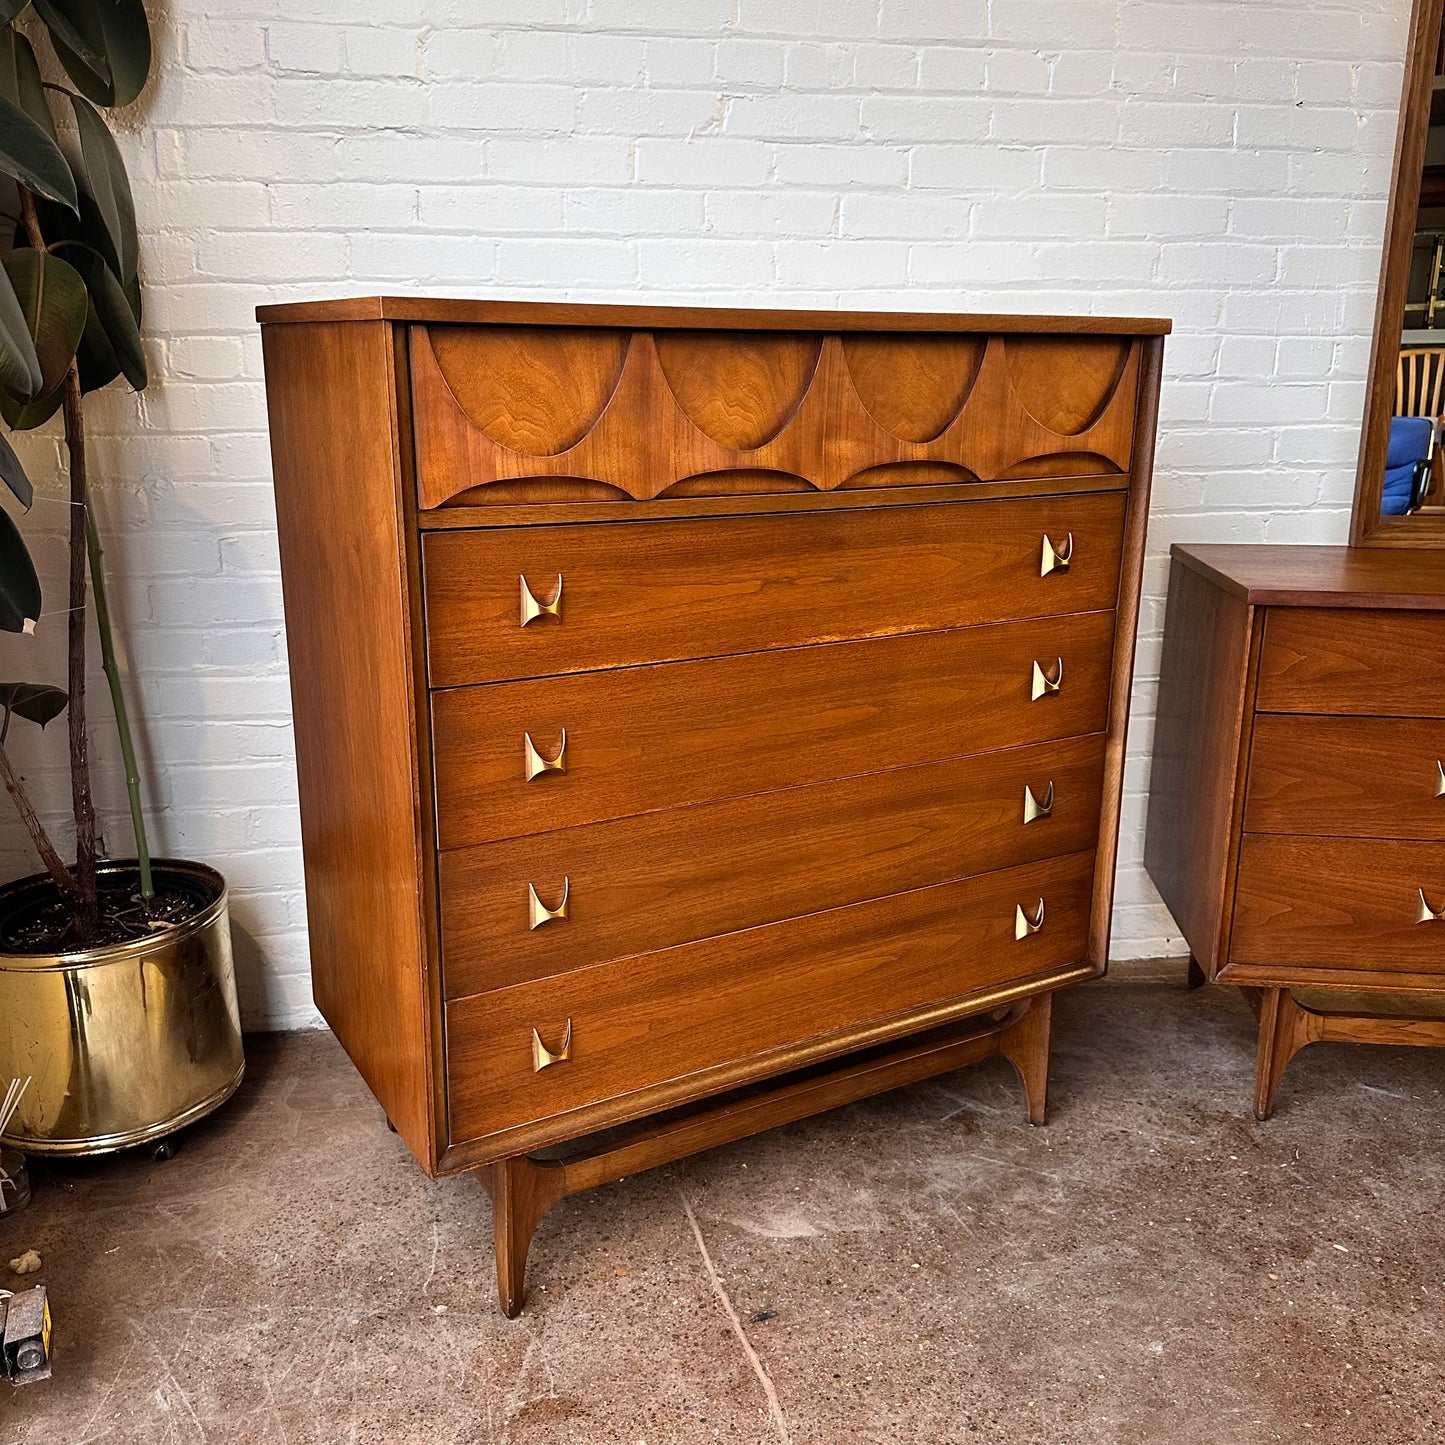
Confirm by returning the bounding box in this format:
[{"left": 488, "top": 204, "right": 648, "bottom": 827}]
[{"left": 0, "top": 871, "right": 215, "bottom": 954}]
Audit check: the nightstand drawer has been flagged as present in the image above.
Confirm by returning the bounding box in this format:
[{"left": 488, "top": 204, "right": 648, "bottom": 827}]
[
  {"left": 421, "top": 493, "right": 1127, "bottom": 687},
  {"left": 1257, "top": 609, "right": 1445, "bottom": 716},
  {"left": 439, "top": 734, "right": 1107, "bottom": 997},
  {"left": 1232, "top": 835, "right": 1445, "bottom": 973},
  {"left": 444, "top": 850, "right": 1096, "bottom": 1147},
  {"left": 1245, "top": 715, "right": 1445, "bottom": 839},
  {"left": 430, "top": 610, "right": 1116, "bottom": 847}
]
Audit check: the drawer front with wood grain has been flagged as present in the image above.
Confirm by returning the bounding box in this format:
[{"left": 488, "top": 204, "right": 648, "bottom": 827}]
[
  {"left": 445, "top": 850, "right": 1095, "bottom": 1145},
  {"left": 1231, "top": 835, "right": 1445, "bottom": 972},
  {"left": 421, "top": 493, "right": 1127, "bottom": 687},
  {"left": 1245, "top": 715, "right": 1445, "bottom": 840},
  {"left": 439, "top": 733, "right": 1106, "bottom": 997},
  {"left": 409, "top": 325, "right": 1144, "bottom": 511},
  {"left": 1257, "top": 608, "right": 1445, "bottom": 717},
  {"left": 431, "top": 609, "right": 1116, "bottom": 847}
]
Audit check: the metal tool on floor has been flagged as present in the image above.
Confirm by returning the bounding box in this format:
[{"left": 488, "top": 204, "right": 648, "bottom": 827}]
[{"left": 0, "top": 1286, "right": 51, "bottom": 1385}]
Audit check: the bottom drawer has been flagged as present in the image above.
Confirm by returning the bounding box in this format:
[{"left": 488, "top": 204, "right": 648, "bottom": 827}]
[
  {"left": 445, "top": 850, "right": 1095, "bottom": 1147},
  {"left": 1232, "top": 835, "right": 1445, "bottom": 973}
]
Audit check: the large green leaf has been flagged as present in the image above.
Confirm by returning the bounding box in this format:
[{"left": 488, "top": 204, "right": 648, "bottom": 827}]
[
  {"left": 73, "top": 250, "right": 142, "bottom": 390},
  {"left": 69, "top": 94, "right": 136, "bottom": 284},
  {"left": 34, "top": 0, "right": 150, "bottom": 108},
  {"left": 0, "top": 249, "right": 86, "bottom": 420},
  {"left": 0, "top": 431, "right": 32, "bottom": 508},
  {"left": 0, "top": 507, "right": 40, "bottom": 633},
  {"left": 0, "top": 30, "right": 59, "bottom": 144},
  {"left": 0, "top": 682, "right": 67, "bottom": 727},
  {"left": 0, "top": 258, "right": 41, "bottom": 400},
  {"left": 0, "top": 380, "right": 64, "bottom": 429},
  {"left": 0, "top": 92, "right": 77, "bottom": 210}
]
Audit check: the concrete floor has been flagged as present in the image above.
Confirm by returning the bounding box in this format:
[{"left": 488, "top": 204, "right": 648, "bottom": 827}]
[{"left": 4, "top": 963, "right": 1444, "bottom": 1445}]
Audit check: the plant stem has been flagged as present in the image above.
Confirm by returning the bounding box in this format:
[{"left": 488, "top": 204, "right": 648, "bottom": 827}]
[
  {"left": 58, "top": 365, "right": 97, "bottom": 932},
  {"left": 20, "top": 187, "right": 98, "bottom": 935},
  {"left": 85, "top": 504, "right": 151, "bottom": 898},
  {"left": 0, "top": 743, "right": 79, "bottom": 903}
]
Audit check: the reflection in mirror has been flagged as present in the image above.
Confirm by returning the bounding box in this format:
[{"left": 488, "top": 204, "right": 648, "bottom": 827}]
[{"left": 1385, "top": 11, "right": 1445, "bottom": 517}]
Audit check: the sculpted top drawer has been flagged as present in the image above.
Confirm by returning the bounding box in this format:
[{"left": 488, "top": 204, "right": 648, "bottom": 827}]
[
  {"left": 422, "top": 494, "right": 1126, "bottom": 686},
  {"left": 410, "top": 325, "right": 1143, "bottom": 509},
  {"left": 1257, "top": 609, "right": 1445, "bottom": 717}
]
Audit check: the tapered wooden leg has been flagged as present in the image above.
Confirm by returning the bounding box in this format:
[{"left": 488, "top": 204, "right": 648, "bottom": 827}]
[
  {"left": 1186, "top": 956, "right": 1207, "bottom": 991},
  {"left": 1248, "top": 987, "right": 1317, "bottom": 1122},
  {"left": 998, "top": 992, "right": 1053, "bottom": 1126},
  {"left": 479, "top": 1156, "right": 566, "bottom": 1318}
]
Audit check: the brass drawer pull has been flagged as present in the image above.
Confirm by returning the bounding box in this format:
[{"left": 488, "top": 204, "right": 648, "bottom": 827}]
[
  {"left": 1031, "top": 657, "right": 1064, "bottom": 700},
  {"left": 528, "top": 877, "right": 570, "bottom": 930},
  {"left": 1041, "top": 532, "right": 1073, "bottom": 576},
  {"left": 1023, "top": 781, "right": 1054, "bottom": 824},
  {"left": 520, "top": 573, "right": 563, "bottom": 627},
  {"left": 1015, "top": 899, "right": 1045, "bottom": 939},
  {"left": 1417, "top": 889, "right": 1445, "bottom": 924},
  {"left": 1435, "top": 760, "right": 1445, "bottom": 798},
  {"left": 531, "top": 1018, "right": 573, "bottom": 1071},
  {"left": 523, "top": 729, "right": 567, "bottom": 780}
]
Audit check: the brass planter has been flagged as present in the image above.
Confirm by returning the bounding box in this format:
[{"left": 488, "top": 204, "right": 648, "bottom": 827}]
[{"left": 0, "top": 860, "right": 244, "bottom": 1156}]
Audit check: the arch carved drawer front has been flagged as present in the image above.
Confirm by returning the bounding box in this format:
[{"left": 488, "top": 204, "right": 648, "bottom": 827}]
[
  {"left": 257, "top": 297, "right": 1166, "bottom": 1315},
  {"left": 422, "top": 492, "right": 1127, "bottom": 687},
  {"left": 410, "top": 324, "right": 1142, "bottom": 509}
]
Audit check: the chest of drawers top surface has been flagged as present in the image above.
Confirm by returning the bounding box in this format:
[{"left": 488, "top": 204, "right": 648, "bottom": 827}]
[
  {"left": 259, "top": 302, "right": 1163, "bottom": 1179},
  {"left": 1168, "top": 543, "right": 1445, "bottom": 610}
]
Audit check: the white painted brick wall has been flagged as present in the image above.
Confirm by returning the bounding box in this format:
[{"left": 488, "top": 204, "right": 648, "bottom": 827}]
[{"left": 0, "top": 0, "right": 1406, "bottom": 1029}]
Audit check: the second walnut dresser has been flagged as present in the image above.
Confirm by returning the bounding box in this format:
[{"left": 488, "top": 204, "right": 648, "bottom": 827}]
[
  {"left": 258, "top": 299, "right": 1168, "bottom": 1314},
  {"left": 1146, "top": 544, "right": 1445, "bottom": 1118}
]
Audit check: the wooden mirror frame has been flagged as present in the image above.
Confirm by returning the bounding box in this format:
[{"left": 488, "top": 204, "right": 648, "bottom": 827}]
[{"left": 1352, "top": 0, "right": 1445, "bottom": 546}]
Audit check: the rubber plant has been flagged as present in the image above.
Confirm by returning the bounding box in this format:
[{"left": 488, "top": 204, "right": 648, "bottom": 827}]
[{"left": 0, "top": 0, "right": 152, "bottom": 945}]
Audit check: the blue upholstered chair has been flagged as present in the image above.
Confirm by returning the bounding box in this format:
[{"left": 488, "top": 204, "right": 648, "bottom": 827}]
[{"left": 1382, "top": 415, "right": 1434, "bottom": 515}]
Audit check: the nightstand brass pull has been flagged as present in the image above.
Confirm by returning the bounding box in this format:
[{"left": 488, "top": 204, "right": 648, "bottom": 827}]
[
  {"left": 528, "top": 878, "right": 570, "bottom": 930},
  {"left": 1417, "top": 889, "right": 1445, "bottom": 924},
  {"left": 1435, "top": 760, "right": 1445, "bottom": 798},
  {"left": 1023, "top": 781, "right": 1054, "bottom": 824},
  {"left": 532, "top": 1019, "right": 573, "bottom": 1071},
  {"left": 1041, "top": 532, "right": 1073, "bottom": 576},
  {"left": 1031, "top": 658, "right": 1064, "bottom": 700},
  {"left": 520, "top": 573, "right": 563, "bottom": 627},
  {"left": 1015, "top": 899, "right": 1046, "bottom": 939},
  {"left": 523, "top": 729, "right": 567, "bottom": 780}
]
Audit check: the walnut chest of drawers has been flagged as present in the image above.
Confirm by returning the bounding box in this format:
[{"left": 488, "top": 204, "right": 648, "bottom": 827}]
[
  {"left": 1146, "top": 544, "right": 1445, "bottom": 1119},
  {"left": 258, "top": 297, "right": 1167, "bottom": 1314}
]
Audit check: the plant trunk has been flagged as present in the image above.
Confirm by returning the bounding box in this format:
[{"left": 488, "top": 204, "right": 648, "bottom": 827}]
[
  {"left": 20, "top": 189, "right": 98, "bottom": 937},
  {"left": 85, "top": 505, "right": 152, "bottom": 899},
  {"left": 0, "top": 743, "right": 78, "bottom": 903},
  {"left": 60, "top": 365, "right": 97, "bottom": 933}
]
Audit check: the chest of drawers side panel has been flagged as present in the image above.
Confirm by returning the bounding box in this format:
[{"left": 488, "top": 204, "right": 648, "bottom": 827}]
[
  {"left": 260, "top": 319, "right": 437, "bottom": 1173},
  {"left": 1091, "top": 334, "right": 1164, "bottom": 966},
  {"left": 1143, "top": 555, "right": 1259, "bottom": 976}
]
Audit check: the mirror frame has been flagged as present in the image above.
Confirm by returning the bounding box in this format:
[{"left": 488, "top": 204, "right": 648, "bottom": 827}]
[{"left": 1352, "top": 0, "right": 1445, "bottom": 545}]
